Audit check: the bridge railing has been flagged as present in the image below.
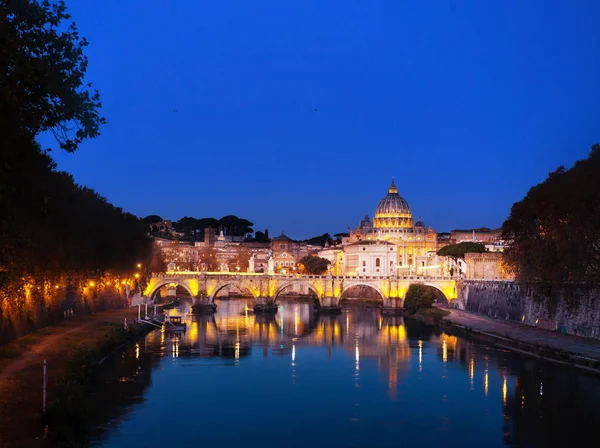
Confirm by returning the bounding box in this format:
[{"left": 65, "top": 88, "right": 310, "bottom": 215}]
[{"left": 155, "top": 272, "right": 453, "bottom": 281}]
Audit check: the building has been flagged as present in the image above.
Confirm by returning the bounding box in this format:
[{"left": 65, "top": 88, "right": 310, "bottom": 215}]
[
  {"left": 465, "top": 252, "right": 514, "bottom": 280},
  {"left": 270, "top": 232, "right": 309, "bottom": 273},
  {"left": 343, "top": 240, "right": 398, "bottom": 276},
  {"left": 451, "top": 227, "right": 502, "bottom": 243},
  {"left": 346, "top": 179, "right": 437, "bottom": 275}
]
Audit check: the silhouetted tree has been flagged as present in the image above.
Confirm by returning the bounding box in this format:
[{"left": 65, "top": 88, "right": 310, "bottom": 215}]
[
  {"left": 437, "top": 242, "right": 485, "bottom": 262},
  {"left": 298, "top": 256, "right": 330, "bottom": 275},
  {"left": 502, "top": 144, "right": 600, "bottom": 286},
  {"left": 1, "top": 0, "right": 106, "bottom": 152}
]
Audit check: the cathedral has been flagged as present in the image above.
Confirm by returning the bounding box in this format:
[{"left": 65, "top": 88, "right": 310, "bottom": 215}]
[{"left": 343, "top": 179, "right": 438, "bottom": 275}]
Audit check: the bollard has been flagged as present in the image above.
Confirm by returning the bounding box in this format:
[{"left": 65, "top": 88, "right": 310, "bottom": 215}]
[
  {"left": 124, "top": 317, "right": 128, "bottom": 329},
  {"left": 42, "top": 360, "right": 47, "bottom": 413},
  {"left": 145, "top": 303, "right": 148, "bottom": 318},
  {"left": 138, "top": 304, "right": 141, "bottom": 320}
]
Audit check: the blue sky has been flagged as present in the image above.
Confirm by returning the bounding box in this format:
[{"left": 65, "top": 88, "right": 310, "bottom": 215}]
[{"left": 46, "top": 0, "right": 600, "bottom": 239}]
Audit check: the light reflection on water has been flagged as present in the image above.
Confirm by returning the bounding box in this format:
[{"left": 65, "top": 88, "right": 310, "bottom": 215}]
[{"left": 88, "top": 298, "right": 600, "bottom": 448}]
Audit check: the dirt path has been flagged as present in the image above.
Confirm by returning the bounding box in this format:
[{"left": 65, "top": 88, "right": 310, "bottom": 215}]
[
  {"left": 0, "top": 307, "right": 140, "bottom": 448},
  {"left": 0, "top": 320, "right": 96, "bottom": 390}
]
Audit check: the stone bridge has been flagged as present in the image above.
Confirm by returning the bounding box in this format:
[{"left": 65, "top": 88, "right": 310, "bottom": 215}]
[{"left": 144, "top": 272, "right": 458, "bottom": 314}]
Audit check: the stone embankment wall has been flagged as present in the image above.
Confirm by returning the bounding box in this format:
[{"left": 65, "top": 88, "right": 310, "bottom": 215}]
[{"left": 460, "top": 280, "right": 600, "bottom": 339}]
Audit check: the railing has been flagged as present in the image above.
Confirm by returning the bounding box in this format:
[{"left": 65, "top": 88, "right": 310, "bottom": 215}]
[{"left": 155, "top": 272, "right": 454, "bottom": 281}]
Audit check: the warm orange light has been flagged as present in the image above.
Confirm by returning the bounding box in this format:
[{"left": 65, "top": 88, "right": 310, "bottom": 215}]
[
  {"left": 89, "top": 281, "right": 95, "bottom": 287},
  {"left": 137, "top": 263, "right": 142, "bottom": 268},
  {"left": 54, "top": 285, "right": 59, "bottom": 289},
  {"left": 106, "top": 281, "right": 111, "bottom": 285},
  {"left": 134, "top": 273, "right": 140, "bottom": 278}
]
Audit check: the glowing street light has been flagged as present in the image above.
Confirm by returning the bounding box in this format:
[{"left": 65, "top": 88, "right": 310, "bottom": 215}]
[
  {"left": 134, "top": 273, "right": 140, "bottom": 279},
  {"left": 89, "top": 281, "right": 95, "bottom": 287},
  {"left": 137, "top": 263, "right": 142, "bottom": 269}
]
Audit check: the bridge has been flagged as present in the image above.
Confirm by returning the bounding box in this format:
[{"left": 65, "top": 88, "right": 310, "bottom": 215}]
[{"left": 143, "top": 272, "right": 458, "bottom": 314}]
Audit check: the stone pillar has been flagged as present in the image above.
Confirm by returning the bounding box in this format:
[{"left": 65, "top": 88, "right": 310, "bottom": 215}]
[
  {"left": 381, "top": 297, "right": 404, "bottom": 316},
  {"left": 191, "top": 294, "right": 217, "bottom": 314},
  {"left": 253, "top": 297, "right": 278, "bottom": 313},
  {"left": 319, "top": 296, "right": 342, "bottom": 314}
]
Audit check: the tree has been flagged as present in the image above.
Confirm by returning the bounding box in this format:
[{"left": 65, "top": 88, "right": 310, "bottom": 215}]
[
  {"left": 142, "top": 215, "right": 163, "bottom": 224},
  {"left": 403, "top": 284, "right": 437, "bottom": 314},
  {"left": 502, "top": 144, "right": 600, "bottom": 286},
  {"left": 198, "top": 247, "right": 218, "bottom": 272},
  {"left": 218, "top": 215, "right": 253, "bottom": 237},
  {"left": 304, "top": 233, "right": 333, "bottom": 246},
  {"left": 298, "top": 256, "right": 330, "bottom": 275},
  {"left": 228, "top": 249, "right": 250, "bottom": 272},
  {"left": 1, "top": 0, "right": 106, "bottom": 153},
  {"left": 436, "top": 242, "right": 485, "bottom": 262},
  {"left": 251, "top": 229, "right": 271, "bottom": 243}
]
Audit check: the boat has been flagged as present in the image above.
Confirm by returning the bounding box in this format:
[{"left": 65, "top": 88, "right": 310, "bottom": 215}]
[
  {"left": 162, "top": 298, "right": 180, "bottom": 310},
  {"left": 164, "top": 315, "right": 187, "bottom": 332}
]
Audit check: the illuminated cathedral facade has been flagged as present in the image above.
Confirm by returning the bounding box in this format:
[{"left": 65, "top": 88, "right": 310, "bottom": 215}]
[{"left": 344, "top": 179, "right": 438, "bottom": 275}]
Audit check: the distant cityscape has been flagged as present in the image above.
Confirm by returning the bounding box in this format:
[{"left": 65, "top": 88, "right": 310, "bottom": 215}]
[{"left": 148, "top": 179, "right": 510, "bottom": 281}]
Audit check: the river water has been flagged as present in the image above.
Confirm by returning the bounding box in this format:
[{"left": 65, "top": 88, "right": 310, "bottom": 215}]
[{"left": 86, "top": 298, "right": 600, "bottom": 448}]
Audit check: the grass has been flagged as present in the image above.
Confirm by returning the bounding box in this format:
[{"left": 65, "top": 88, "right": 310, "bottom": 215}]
[
  {"left": 0, "top": 307, "right": 141, "bottom": 448},
  {"left": 405, "top": 307, "right": 451, "bottom": 325}
]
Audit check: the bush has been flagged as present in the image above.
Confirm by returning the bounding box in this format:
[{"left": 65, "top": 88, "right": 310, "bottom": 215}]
[{"left": 404, "top": 284, "right": 437, "bottom": 314}]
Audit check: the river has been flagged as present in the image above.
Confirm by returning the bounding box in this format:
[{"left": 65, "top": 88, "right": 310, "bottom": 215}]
[{"left": 85, "top": 298, "right": 600, "bottom": 448}]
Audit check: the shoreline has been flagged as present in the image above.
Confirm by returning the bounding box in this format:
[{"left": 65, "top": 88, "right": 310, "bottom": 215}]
[
  {"left": 438, "top": 308, "right": 600, "bottom": 374},
  {"left": 0, "top": 307, "right": 152, "bottom": 448}
]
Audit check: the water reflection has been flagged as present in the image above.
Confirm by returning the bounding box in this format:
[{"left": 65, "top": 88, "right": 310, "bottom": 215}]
[{"left": 88, "top": 298, "right": 600, "bottom": 448}]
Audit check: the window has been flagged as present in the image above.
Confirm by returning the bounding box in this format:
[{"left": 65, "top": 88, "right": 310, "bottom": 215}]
[
  {"left": 422, "top": 261, "right": 425, "bottom": 267},
  {"left": 390, "top": 261, "right": 393, "bottom": 266},
  {"left": 363, "top": 247, "right": 366, "bottom": 251},
  {"left": 362, "top": 261, "right": 366, "bottom": 267},
  {"left": 375, "top": 258, "right": 381, "bottom": 267},
  {"left": 363, "top": 268, "right": 366, "bottom": 272},
  {"left": 280, "top": 243, "right": 285, "bottom": 250},
  {"left": 285, "top": 261, "right": 289, "bottom": 267},
  {"left": 390, "top": 247, "right": 393, "bottom": 251},
  {"left": 282, "top": 253, "right": 287, "bottom": 258},
  {"left": 291, "top": 262, "right": 294, "bottom": 266}
]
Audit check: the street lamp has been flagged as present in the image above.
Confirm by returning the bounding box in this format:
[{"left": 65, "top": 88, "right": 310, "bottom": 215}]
[{"left": 137, "top": 263, "right": 142, "bottom": 269}]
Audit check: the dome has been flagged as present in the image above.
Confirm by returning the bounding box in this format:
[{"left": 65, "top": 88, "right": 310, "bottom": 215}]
[
  {"left": 373, "top": 179, "right": 413, "bottom": 229},
  {"left": 375, "top": 179, "right": 411, "bottom": 216},
  {"left": 415, "top": 217, "right": 425, "bottom": 227}
]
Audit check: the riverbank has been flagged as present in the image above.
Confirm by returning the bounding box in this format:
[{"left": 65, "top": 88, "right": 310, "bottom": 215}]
[
  {"left": 0, "top": 307, "right": 144, "bottom": 448},
  {"left": 440, "top": 308, "right": 600, "bottom": 373}
]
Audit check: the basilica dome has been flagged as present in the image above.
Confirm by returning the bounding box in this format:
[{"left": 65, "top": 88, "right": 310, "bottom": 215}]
[{"left": 373, "top": 179, "right": 414, "bottom": 229}]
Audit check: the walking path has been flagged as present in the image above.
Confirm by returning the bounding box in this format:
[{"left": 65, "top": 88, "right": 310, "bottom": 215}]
[
  {"left": 443, "top": 308, "right": 600, "bottom": 363},
  {"left": 0, "top": 307, "right": 140, "bottom": 448}
]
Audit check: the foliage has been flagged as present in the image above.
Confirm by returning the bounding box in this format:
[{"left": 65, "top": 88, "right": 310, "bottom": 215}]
[
  {"left": 436, "top": 242, "right": 486, "bottom": 260},
  {"left": 142, "top": 215, "right": 163, "bottom": 224},
  {"left": 250, "top": 229, "right": 271, "bottom": 243},
  {"left": 298, "top": 256, "right": 330, "bottom": 275},
  {"left": 304, "top": 233, "right": 333, "bottom": 246},
  {"left": 198, "top": 247, "right": 218, "bottom": 272},
  {"left": 0, "top": 0, "right": 106, "bottom": 153},
  {"left": 228, "top": 249, "right": 250, "bottom": 272},
  {"left": 171, "top": 215, "right": 253, "bottom": 240},
  {"left": 403, "top": 284, "right": 438, "bottom": 314},
  {"left": 502, "top": 144, "right": 600, "bottom": 286},
  {"left": 0, "top": 1, "right": 153, "bottom": 345}
]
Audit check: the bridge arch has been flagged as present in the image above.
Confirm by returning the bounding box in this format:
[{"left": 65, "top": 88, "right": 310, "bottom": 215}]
[
  {"left": 421, "top": 282, "right": 451, "bottom": 305},
  {"left": 209, "top": 282, "right": 258, "bottom": 302},
  {"left": 340, "top": 282, "right": 386, "bottom": 302},
  {"left": 147, "top": 280, "right": 195, "bottom": 301},
  {"left": 274, "top": 282, "right": 321, "bottom": 301}
]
